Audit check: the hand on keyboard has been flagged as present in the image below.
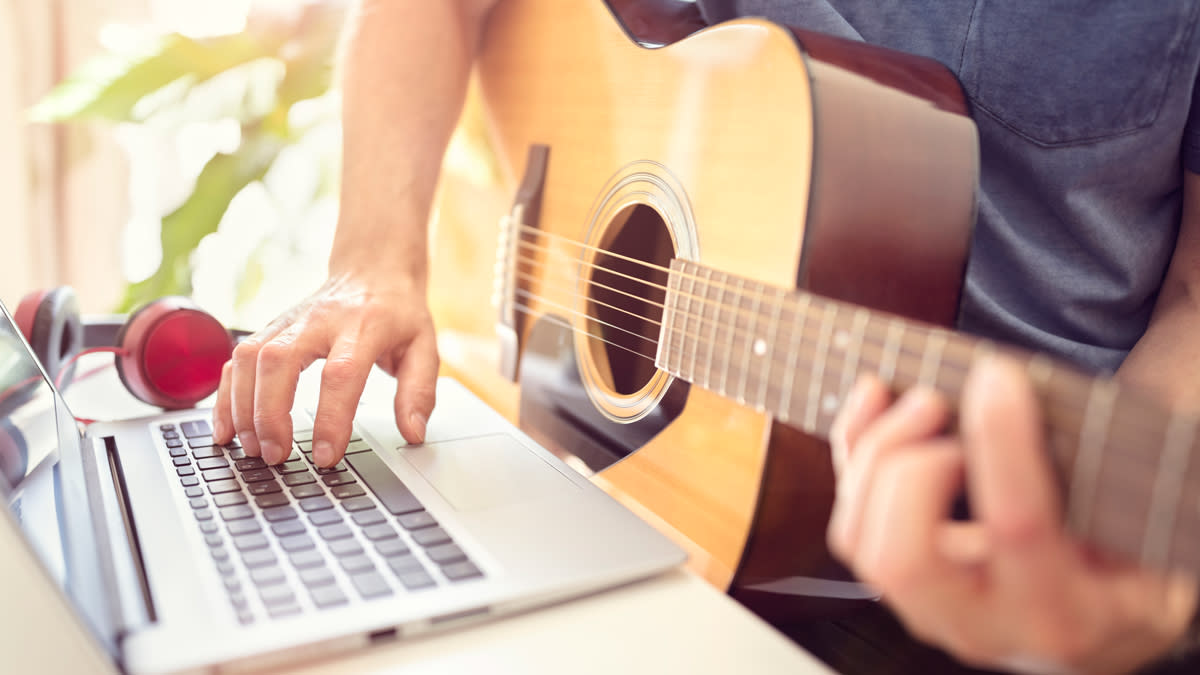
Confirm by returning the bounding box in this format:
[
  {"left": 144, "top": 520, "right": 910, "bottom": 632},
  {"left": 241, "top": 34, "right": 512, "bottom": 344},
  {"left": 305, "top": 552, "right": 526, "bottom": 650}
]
[{"left": 210, "top": 271, "right": 438, "bottom": 467}]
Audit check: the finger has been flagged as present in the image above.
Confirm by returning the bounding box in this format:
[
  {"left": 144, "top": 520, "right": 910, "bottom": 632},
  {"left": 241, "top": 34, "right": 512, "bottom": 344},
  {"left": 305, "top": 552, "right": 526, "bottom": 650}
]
[
  {"left": 393, "top": 328, "right": 439, "bottom": 445},
  {"left": 254, "top": 324, "right": 323, "bottom": 464},
  {"left": 829, "top": 375, "right": 892, "bottom": 476},
  {"left": 211, "top": 361, "right": 235, "bottom": 444},
  {"left": 960, "top": 356, "right": 1068, "bottom": 611},
  {"left": 310, "top": 332, "right": 383, "bottom": 467},
  {"left": 230, "top": 339, "right": 263, "bottom": 457},
  {"left": 828, "top": 386, "right": 952, "bottom": 557}
]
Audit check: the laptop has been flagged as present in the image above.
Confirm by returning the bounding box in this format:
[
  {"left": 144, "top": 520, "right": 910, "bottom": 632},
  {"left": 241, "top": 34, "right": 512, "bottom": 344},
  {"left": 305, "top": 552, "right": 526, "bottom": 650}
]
[{"left": 0, "top": 299, "right": 686, "bottom": 674}]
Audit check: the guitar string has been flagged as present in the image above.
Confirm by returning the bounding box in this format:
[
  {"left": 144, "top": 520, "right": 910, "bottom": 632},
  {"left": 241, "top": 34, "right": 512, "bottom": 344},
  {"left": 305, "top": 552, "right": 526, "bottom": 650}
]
[
  {"left": 503, "top": 230, "right": 1199, "bottom": 566},
  {"left": 505, "top": 234, "right": 1189, "bottom": 472}
]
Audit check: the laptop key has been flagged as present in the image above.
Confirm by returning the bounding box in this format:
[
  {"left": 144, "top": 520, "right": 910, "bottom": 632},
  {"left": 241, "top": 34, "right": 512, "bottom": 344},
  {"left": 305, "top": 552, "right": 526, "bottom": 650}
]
[
  {"left": 279, "top": 534, "right": 316, "bottom": 553},
  {"left": 339, "top": 496, "right": 375, "bottom": 513},
  {"left": 249, "top": 566, "right": 286, "bottom": 587},
  {"left": 290, "top": 483, "right": 324, "bottom": 500},
  {"left": 331, "top": 484, "right": 366, "bottom": 500},
  {"left": 189, "top": 497, "right": 208, "bottom": 510},
  {"left": 180, "top": 475, "right": 200, "bottom": 487},
  {"left": 344, "top": 452, "right": 423, "bottom": 515},
  {"left": 275, "top": 460, "right": 308, "bottom": 475},
  {"left": 385, "top": 554, "right": 425, "bottom": 575},
  {"left": 308, "top": 509, "right": 343, "bottom": 527},
  {"left": 327, "top": 538, "right": 364, "bottom": 558},
  {"left": 397, "top": 511, "right": 437, "bottom": 530},
  {"left": 190, "top": 444, "right": 221, "bottom": 457},
  {"left": 270, "top": 519, "right": 306, "bottom": 538},
  {"left": 173, "top": 456, "right": 192, "bottom": 468},
  {"left": 202, "top": 468, "right": 236, "bottom": 482},
  {"left": 442, "top": 560, "right": 483, "bottom": 582},
  {"left": 255, "top": 493, "right": 290, "bottom": 510},
  {"left": 214, "top": 492, "right": 248, "bottom": 508},
  {"left": 396, "top": 570, "right": 436, "bottom": 591},
  {"left": 242, "top": 549, "right": 278, "bottom": 569},
  {"left": 242, "top": 468, "right": 274, "bottom": 483},
  {"left": 219, "top": 505, "right": 255, "bottom": 521},
  {"left": 180, "top": 420, "right": 212, "bottom": 438},
  {"left": 177, "top": 466, "right": 195, "bottom": 477},
  {"left": 315, "top": 462, "right": 348, "bottom": 475},
  {"left": 168, "top": 445, "right": 187, "bottom": 456},
  {"left": 199, "top": 520, "right": 219, "bottom": 535},
  {"left": 344, "top": 439, "right": 372, "bottom": 455},
  {"left": 207, "top": 479, "right": 242, "bottom": 495},
  {"left": 322, "top": 473, "right": 356, "bottom": 487},
  {"left": 317, "top": 523, "right": 353, "bottom": 541},
  {"left": 233, "top": 533, "right": 269, "bottom": 551},
  {"left": 289, "top": 549, "right": 326, "bottom": 569},
  {"left": 227, "top": 519, "right": 262, "bottom": 536},
  {"left": 349, "top": 571, "right": 393, "bottom": 599},
  {"left": 309, "top": 585, "right": 348, "bottom": 609},
  {"left": 351, "top": 509, "right": 386, "bottom": 527},
  {"left": 298, "top": 566, "right": 335, "bottom": 588},
  {"left": 375, "top": 539, "right": 410, "bottom": 559},
  {"left": 184, "top": 486, "right": 205, "bottom": 499},
  {"left": 235, "top": 458, "right": 267, "bottom": 471},
  {"left": 194, "top": 508, "right": 214, "bottom": 522},
  {"left": 262, "top": 506, "right": 298, "bottom": 522},
  {"left": 362, "top": 523, "right": 398, "bottom": 541},
  {"left": 412, "top": 527, "right": 451, "bottom": 548},
  {"left": 258, "top": 584, "right": 296, "bottom": 606},
  {"left": 248, "top": 480, "right": 282, "bottom": 495},
  {"left": 298, "top": 496, "right": 333, "bottom": 513},
  {"left": 196, "top": 457, "right": 229, "bottom": 470},
  {"left": 339, "top": 554, "right": 375, "bottom": 574},
  {"left": 227, "top": 447, "right": 247, "bottom": 460},
  {"left": 426, "top": 543, "right": 467, "bottom": 565},
  {"left": 283, "top": 472, "right": 317, "bottom": 487}
]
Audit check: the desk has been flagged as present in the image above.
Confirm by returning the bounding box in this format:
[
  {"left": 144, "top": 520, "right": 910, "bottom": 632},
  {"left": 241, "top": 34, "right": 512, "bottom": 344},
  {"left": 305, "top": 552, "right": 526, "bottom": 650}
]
[{"left": 61, "top": 351, "right": 834, "bottom": 674}]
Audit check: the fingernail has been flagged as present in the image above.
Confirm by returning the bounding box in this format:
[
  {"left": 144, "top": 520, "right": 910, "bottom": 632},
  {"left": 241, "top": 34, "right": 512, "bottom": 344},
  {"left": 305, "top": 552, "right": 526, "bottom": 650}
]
[
  {"left": 213, "top": 418, "right": 228, "bottom": 442},
  {"left": 313, "top": 441, "right": 334, "bottom": 467},
  {"left": 240, "top": 431, "right": 260, "bottom": 457},
  {"left": 410, "top": 413, "right": 427, "bottom": 443},
  {"left": 261, "top": 440, "right": 282, "bottom": 465}
]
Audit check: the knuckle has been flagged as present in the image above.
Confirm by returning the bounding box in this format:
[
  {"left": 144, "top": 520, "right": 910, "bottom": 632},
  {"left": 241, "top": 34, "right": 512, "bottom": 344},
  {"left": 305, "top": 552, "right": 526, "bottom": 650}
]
[
  {"left": 232, "top": 340, "right": 261, "bottom": 364},
  {"left": 321, "top": 356, "right": 359, "bottom": 389},
  {"left": 256, "top": 341, "right": 293, "bottom": 369}
]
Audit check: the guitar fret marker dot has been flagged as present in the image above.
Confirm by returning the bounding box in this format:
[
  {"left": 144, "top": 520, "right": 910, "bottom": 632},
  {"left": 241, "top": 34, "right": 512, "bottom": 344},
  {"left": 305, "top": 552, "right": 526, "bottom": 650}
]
[
  {"left": 753, "top": 339, "right": 767, "bottom": 356},
  {"left": 833, "top": 330, "right": 849, "bottom": 351},
  {"left": 822, "top": 394, "right": 839, "bottom": 415}
]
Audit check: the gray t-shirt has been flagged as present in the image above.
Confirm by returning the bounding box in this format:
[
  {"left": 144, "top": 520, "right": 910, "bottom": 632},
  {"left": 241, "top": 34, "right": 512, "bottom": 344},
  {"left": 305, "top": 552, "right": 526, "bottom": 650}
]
[{"left": 699, "top": 1, "right": 1200, "bottom": 374}]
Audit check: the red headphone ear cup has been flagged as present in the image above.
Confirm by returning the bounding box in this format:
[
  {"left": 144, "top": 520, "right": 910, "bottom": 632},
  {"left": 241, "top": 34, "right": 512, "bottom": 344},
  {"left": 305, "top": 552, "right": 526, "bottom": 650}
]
[
  {"left": 14, "top": 287, "right": 83, "bottom": 384},
  {"left": 114, "top": 297, "right": 233, "bottom": 410}
]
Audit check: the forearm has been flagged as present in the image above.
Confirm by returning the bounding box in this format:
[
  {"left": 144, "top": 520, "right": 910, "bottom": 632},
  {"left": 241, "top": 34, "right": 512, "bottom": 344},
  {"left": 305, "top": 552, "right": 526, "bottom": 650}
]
[
  {"left": 1118, "top": 172, "right": 1200, "bottom": 410},
  {"left": 332, "top": 0, "right": 498, "bottom": 284}
]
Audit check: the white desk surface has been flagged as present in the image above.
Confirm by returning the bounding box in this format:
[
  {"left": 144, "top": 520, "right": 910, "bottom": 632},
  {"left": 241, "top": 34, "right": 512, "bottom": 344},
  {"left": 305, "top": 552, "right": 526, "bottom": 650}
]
[{"left": 62, "top": 353, "right": 833, "bottom": 675}]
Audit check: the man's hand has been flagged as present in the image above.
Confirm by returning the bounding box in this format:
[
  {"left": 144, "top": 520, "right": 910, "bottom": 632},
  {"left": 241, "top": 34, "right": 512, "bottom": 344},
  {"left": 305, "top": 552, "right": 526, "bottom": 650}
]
[
  {"left": 210, "top": 272, "right": 438, "bottom": 467},
  {"left": 827, "top": 356, "right": 1197, "bottom": 674}
]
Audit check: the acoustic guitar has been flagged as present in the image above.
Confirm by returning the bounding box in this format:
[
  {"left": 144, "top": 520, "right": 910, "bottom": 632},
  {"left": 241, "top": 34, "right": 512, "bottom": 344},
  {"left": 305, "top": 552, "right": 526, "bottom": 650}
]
[{"left": 462, "top": 0, "right": 1199, "bottom": 622}]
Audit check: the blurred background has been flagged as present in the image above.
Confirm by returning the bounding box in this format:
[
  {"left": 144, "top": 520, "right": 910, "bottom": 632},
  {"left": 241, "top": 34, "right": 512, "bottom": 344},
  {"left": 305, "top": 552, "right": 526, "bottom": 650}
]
[{"left": 2, "top": 0, "right": 502, "bottom": 338}]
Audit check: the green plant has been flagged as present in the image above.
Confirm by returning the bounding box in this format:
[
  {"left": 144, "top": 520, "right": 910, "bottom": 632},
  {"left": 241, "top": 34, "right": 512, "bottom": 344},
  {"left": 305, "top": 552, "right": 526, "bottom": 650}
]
[{"left": 31, "top": 1, "right": 346, "bottom": 312}]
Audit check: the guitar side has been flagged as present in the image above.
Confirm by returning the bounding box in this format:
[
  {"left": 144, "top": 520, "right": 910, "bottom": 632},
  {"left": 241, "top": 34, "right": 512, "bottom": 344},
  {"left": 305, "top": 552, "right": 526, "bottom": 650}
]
[{"left": 473, "top": 0, "right": 977, "bottom": 619}]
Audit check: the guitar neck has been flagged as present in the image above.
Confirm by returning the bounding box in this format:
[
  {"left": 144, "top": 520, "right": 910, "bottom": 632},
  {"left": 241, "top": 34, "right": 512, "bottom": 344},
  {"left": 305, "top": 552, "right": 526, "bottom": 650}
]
[{"left": 655, "top": 257, "right": 1200, "bottom": 574}]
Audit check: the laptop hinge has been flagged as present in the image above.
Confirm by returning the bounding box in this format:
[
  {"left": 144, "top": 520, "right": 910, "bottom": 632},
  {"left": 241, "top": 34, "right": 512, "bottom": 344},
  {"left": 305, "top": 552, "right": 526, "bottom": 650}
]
[{"left": 82, "top": 436, "right": 155, "bottom": 641}]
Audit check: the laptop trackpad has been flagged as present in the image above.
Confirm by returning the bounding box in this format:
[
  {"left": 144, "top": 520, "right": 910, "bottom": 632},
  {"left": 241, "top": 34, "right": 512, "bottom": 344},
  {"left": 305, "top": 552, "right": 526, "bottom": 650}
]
[{"left": 401, "top": 434, "right": 578, "bottom": 512}]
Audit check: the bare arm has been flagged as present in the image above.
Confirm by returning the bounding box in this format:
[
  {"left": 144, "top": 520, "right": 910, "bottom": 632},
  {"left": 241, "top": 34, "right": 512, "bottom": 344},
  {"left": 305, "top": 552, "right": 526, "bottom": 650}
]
[
  {"left": 1118, "top": 171, "right": 1200, "bottom": 408},
  {"left": 211, "top": 0, "right": 501, "bottom": 467}
]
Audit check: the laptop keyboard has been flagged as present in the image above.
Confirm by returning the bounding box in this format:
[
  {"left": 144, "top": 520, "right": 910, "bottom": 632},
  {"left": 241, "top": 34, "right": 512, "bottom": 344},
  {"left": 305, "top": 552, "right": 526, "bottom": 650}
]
[{"left": 158, "top": 419, "right": 485, "bottom": 624}]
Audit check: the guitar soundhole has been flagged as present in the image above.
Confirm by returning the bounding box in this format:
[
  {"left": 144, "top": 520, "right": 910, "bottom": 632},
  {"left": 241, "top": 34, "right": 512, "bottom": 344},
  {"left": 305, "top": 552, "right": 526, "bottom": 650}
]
[{"left": 586, "top": 204, "right": 674, "bottom": 396}]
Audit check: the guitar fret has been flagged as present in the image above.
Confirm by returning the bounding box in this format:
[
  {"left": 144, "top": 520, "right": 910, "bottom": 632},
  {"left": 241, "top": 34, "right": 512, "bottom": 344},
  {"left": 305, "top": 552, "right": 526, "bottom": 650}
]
[
  {"left": 839, "top": 309, "right": 870, "bottom": 403},
  {"left": 690, "top": 266, "right": 712, "bottom": 384},
  {"left": 1142, "top": 413, "right": 1197, "bottom": 568},
  {"left": 919, "top": 331, "right": 947, "bottom": 389},
  {"left": 719, "top": 277, "right": 745, "bottom": 398},
  {"left": 680, "top": 265, "right": 699, "bottom": 382},
  {"left": 737, "top": 282, "right": 765, "bottom": 406},
  {"left": 758, "top": 286, "right": 786, "bottom": 414},
  {"left": 778, "top": 294, "right": 809, "bottom": 424},
  {"left": 1066, "top": 380, "right": 1119, "bottom": 538},
  {"left": 805, "top": 302, "right": 837, "bottom": 433},
  {"left": 704, "top": 269, "right": 726, "bottom": 392},
  {"left": 880, "top": 319, "right": 905, "bottom": 384},
  {"left": 660, "top": 266, "right": 682, "bottom": 375}
]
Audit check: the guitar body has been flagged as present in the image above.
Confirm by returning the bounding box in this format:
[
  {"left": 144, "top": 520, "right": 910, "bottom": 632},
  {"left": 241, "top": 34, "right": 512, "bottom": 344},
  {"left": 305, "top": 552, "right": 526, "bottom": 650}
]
[{"left": 474, "top": 0, "right": 978, "bottom": 621}]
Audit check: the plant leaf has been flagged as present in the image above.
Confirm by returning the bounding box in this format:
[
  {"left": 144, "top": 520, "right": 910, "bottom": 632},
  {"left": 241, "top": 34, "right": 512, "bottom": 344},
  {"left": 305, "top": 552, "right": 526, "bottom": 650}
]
[{"left": 119, "top": 131, "right": 284, "bottom": 311}]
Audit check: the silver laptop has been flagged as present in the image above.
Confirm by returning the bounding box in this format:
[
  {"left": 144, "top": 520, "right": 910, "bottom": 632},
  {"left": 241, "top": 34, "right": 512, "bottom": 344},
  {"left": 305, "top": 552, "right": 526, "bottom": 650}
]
[{"left": 0, "top": 300, "right": 685, "bottom": 674}]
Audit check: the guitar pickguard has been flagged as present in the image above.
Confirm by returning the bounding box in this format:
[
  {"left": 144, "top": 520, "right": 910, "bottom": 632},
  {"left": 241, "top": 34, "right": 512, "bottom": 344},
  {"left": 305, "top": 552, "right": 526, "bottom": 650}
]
[{"left": 516, "top": 314, "right": 689, "bottom": 473}]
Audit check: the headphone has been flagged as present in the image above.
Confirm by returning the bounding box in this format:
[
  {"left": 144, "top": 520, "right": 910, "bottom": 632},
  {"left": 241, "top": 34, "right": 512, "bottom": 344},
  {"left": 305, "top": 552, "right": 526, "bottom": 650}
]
[{"left": 14, "top": 286, "right": 243, "bottom": 410}]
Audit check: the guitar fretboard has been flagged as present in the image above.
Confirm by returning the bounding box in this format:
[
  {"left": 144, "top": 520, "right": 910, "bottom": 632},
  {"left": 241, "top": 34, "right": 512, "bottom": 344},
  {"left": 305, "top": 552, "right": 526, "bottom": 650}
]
[{"left": 655, "top": 258, "right": 1200, "bottom": 574}]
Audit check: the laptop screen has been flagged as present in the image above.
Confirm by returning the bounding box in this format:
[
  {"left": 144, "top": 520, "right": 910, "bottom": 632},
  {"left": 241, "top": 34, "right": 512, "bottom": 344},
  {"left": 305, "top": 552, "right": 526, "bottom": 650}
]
[{"left": 0, "top": 302, "right": 117, "bottom": 658}]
